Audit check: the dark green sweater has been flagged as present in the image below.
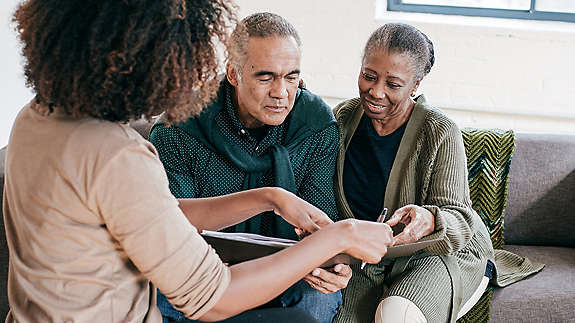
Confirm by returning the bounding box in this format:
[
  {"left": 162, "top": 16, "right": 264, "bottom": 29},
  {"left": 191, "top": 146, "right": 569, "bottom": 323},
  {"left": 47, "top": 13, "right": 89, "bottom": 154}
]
[{"left": 150, "top": 81, "right": 339, "bottom": 240}]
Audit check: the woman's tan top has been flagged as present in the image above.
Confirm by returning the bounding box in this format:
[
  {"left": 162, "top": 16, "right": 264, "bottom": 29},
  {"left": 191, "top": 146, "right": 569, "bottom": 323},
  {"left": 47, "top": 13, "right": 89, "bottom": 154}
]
[{"left": 2, "top": 102, "right": 230, "bottom": 322}]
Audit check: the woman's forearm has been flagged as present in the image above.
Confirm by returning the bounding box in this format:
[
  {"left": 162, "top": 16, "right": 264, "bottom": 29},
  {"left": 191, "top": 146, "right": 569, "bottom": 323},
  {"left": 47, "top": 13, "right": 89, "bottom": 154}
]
[
  {"left": 177, "top": 187, "right": 278, "bottom": 232},
  {"left": 198, "top": 222, "right": 352, "bottom": 321}
]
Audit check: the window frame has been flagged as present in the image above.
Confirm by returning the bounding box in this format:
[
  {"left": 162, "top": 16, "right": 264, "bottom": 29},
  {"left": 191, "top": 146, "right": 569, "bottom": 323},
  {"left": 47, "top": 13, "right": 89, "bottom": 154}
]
[{"left": 387, "top": 0, "right": 575, "bottom": 23}]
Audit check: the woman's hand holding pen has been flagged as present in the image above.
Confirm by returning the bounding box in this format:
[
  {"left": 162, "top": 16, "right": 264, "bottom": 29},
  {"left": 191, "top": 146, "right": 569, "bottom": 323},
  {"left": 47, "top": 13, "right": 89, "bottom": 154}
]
[
  {"left": 298, "top": 219, "right": 393, "bottom": 268},
  {"left": 361, "top": 207, "right": 388, "bottom": 269},
  {"left": 385, "top": 204, "right": 435, "bottom": 246}
]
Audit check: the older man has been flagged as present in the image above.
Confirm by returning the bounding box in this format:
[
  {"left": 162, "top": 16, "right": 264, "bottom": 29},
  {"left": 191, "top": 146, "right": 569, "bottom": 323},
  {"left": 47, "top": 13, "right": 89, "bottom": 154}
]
[{"left": 150, "top": 12, "right": 349, "bottom": 323}]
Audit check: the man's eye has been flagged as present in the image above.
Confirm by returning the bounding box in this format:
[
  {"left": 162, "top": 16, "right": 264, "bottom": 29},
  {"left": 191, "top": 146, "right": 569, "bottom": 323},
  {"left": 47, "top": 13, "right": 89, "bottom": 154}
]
[
  {"left": 363, "top": 73, "right": 376, "bottom": 81},
  {"left": 387, "top": 82, "right": 401, "bottom": 88},
  {"left": 286, "top": 76, "right": 299, "bottom": 82},
  {"left": 258, "top": 78, "right": 272, "bottom": 82}
]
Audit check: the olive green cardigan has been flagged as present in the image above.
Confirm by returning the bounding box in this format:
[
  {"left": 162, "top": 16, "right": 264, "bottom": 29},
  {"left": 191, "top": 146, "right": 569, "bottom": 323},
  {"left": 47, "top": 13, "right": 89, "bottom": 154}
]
[{"left": 333, "top": 96, "right": 544, "bottom": 323}]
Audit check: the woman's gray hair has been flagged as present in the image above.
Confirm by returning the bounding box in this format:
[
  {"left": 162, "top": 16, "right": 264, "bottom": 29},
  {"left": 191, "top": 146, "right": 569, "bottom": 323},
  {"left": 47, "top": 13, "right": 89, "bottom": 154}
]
[
  {"left": 363, "top": 23, "right": 435, "bottom": 80},
  {"left": 228, "top": 12, "right": 301, "bottom": 76}
]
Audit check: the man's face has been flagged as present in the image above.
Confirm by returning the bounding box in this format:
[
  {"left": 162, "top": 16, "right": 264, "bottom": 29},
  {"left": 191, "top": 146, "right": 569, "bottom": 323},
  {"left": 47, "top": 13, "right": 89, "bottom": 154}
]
[{"left": 227, "top": 36, "right": 301, "bottom": 129}]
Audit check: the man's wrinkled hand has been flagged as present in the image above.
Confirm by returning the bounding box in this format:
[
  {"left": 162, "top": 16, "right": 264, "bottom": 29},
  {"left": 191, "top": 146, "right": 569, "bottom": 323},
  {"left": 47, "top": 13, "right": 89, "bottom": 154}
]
[{"left": 303, "top": 264, "right": 352, "bottom": 294}]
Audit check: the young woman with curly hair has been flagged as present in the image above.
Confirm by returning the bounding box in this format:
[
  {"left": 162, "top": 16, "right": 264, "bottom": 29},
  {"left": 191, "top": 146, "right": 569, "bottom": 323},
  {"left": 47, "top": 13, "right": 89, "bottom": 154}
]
[{"left": 3, "top": 1, "right": 395, "bottom": 322}]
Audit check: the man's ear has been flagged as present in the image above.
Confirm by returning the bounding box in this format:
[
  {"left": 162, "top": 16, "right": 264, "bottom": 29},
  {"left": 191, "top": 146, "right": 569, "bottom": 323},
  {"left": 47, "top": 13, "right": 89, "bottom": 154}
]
[{"left": 226, "top": 62, "right": 239, "bottom": 87}]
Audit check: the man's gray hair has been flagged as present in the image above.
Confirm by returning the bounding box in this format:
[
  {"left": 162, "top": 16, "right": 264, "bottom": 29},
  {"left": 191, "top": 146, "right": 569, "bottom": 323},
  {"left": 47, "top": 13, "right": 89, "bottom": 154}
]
[
  {"left": 363, "top": 23, "right": 435, "bottom": 80},
  {"left": 228, "top": 12, "right": 302, "bottom": 75}
]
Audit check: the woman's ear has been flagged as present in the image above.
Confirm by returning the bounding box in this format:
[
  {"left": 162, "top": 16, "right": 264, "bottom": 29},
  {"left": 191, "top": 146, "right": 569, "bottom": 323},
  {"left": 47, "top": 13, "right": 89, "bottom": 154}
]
[
  {"left": 226, "top": 62, "right": 239, "bottom": 87},
  {"left": 410, "top": 79, "right": 421, "bottom": 97}
]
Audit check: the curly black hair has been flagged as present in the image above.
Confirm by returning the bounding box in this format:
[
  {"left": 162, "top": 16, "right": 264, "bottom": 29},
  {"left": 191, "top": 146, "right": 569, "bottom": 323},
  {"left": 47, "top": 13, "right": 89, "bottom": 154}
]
[{"left": 13, "top": 0, "right": 236, "bottom": 123}]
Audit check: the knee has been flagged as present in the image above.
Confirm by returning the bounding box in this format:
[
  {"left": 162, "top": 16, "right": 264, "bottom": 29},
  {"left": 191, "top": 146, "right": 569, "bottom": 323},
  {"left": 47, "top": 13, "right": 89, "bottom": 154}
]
[
  {"left": 297, "top": 290, "right": 341, "bottom": 323},
  {"left": 375, "top": 296, "right": 426, "bottom": 323}
]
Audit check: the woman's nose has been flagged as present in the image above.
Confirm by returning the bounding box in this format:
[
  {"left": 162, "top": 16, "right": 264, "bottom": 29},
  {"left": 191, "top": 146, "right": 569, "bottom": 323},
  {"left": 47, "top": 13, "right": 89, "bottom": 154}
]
[{"left": 368, "top": 86, "right": 385, "bottom": 100}]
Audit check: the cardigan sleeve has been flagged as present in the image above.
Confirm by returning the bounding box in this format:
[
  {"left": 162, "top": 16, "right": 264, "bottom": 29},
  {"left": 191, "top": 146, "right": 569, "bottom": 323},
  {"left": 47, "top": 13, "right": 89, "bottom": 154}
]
[
  {"left": 149, "top": 124, "right": 198, "bottom": 198},
  {"left": 297, "top": 124, "right": 340, "bottom": 221},
  {"left": 421, "top": 121, "right": 479, "bottom": 255}
]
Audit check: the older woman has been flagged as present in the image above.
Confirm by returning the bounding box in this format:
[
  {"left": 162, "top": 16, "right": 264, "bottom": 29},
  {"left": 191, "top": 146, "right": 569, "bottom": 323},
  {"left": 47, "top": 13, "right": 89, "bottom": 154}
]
[
  {"left": 3, "top": 1, "right": 395, "bottom": 322},
  {"left": 332, "top": 23, "right": 495, "bottom": 323},
  {"left": 334, "top": 23, "right": 543, "bottom": 323}
]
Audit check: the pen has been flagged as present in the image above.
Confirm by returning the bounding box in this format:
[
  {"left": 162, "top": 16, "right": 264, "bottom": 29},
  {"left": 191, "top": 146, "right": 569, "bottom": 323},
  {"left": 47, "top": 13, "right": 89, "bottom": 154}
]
[{"left": 361, "top": 207, "right": 388, "bottom": 270}]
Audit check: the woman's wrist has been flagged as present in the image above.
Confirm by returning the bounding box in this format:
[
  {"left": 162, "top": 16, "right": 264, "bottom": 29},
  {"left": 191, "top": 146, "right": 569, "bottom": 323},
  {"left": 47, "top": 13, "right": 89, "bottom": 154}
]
[
  {"left": 327, "top": 219, "right": 358, "bottom": 253},
  {"left": 260, "top": 187, "right": 286, "bottom": 213},
  {"left": 297, "top": 221, "right": 353, "bottom": 259}
]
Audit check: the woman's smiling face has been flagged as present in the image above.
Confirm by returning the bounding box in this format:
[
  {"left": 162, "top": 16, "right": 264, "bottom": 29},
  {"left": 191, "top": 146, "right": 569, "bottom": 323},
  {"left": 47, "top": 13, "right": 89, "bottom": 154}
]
[{"left": 358, "top": 49, "right": 420, "bottom": 122}]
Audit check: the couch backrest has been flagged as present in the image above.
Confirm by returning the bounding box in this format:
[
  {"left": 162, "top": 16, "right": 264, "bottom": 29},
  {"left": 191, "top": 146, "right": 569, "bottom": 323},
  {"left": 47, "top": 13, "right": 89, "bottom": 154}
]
[
  {"left": 505, "top": 133, "right": 575, "bottom": 248},
  {"left": 122, "top": 123, "right": 575, "bottom": 249},
  {"left": 129, "top": 117, "right": 156, "bottom": 140}
]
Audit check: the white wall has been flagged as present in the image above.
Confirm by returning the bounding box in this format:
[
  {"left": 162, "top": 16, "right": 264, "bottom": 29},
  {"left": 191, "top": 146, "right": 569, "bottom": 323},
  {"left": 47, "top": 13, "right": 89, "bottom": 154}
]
[
  {"left": 235, "top": 0, "right": 575, "bottom": 134},
  {"left": 2, "top": 0, "right": 575, "bottom": 148},
  {"left": 1, "top": 0, "right": 34, "bottom": 148}
]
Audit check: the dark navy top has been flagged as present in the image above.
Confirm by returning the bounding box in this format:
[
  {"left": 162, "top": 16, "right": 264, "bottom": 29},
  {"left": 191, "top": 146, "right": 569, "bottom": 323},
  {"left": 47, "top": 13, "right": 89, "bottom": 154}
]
[{"left": 343, "top": 114, "right": 407, "bottom": 221}]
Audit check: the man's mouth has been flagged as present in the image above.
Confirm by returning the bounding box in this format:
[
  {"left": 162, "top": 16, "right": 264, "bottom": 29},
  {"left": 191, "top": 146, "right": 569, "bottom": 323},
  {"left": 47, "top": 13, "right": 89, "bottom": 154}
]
[{"left": 265, "top": 105, "right": 287, "bottom": 112}]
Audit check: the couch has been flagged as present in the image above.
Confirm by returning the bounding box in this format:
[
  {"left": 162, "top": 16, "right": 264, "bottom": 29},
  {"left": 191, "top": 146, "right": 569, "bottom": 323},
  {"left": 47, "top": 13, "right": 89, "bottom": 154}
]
[{"left": 1, "top": 122, "right": 574, "bottom": 322}]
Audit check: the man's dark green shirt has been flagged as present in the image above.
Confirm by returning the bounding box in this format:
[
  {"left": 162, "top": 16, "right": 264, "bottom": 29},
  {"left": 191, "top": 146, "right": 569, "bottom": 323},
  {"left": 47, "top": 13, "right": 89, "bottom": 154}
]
[{"left": 149, "top": 81, "right": 339, "bottom": 240}]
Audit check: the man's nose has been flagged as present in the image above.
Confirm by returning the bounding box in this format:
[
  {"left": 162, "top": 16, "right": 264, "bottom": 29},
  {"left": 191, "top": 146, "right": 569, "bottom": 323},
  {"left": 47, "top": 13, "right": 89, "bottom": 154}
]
[{"left": 270, "top": 79, "right": 289, "bottom": 100}]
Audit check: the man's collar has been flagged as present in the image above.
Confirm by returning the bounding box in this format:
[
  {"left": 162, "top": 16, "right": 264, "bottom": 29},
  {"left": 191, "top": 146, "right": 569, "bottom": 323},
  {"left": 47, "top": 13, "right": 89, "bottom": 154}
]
[{"left": 223, "top": 81, "right": 250, "bottom": 133}]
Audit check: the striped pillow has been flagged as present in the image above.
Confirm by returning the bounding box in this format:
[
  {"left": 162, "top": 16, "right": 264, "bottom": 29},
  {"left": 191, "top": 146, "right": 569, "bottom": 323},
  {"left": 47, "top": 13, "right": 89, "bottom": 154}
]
[{"left": 462, "top": 128, "right": 514, "bottom": 249}]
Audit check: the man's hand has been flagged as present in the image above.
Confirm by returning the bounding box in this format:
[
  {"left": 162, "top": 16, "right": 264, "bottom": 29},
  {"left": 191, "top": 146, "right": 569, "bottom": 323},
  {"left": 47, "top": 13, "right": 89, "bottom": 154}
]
[
  {"left": 303, "top": 264, "right": 352, "bottom": 294},
  {"left": 270, "top": 188, "right": 333, "bottom": 234},
  {"left": 385, "top": 204, "right": 435, "bottom": 246},
  {"left": 294, "top": 227, "right": 311, "bottom": 239}
]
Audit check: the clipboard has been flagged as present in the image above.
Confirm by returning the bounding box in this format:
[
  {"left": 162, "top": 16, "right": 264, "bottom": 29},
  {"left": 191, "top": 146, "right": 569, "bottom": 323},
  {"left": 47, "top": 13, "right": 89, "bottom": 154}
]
[{"left": 201, "top": 230, "right": 443, "bottom": 267}]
